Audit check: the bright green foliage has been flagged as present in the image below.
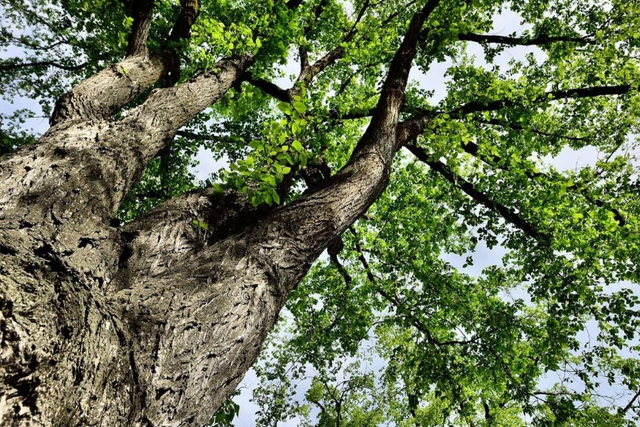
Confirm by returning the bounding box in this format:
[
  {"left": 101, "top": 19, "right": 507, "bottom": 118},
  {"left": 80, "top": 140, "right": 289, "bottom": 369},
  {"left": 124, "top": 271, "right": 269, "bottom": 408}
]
[
  {"left": 208, "top": 390, "right": 241, "bottom": 426},
  {"left": 3, "top": 0, "right": 640, "bottom": 425}
]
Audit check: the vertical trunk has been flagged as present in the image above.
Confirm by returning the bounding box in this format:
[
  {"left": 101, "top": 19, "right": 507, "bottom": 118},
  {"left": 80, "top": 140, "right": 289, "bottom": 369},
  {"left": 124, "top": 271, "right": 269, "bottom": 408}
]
[{"left": 0, "top": 147, "right": 133, "bottom": 425}]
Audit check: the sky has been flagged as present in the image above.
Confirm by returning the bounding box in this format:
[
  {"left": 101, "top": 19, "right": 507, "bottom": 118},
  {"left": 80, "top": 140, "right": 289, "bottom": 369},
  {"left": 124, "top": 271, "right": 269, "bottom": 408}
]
[{"left": 1, "top": 3, "right": 638, "bottom": 426}]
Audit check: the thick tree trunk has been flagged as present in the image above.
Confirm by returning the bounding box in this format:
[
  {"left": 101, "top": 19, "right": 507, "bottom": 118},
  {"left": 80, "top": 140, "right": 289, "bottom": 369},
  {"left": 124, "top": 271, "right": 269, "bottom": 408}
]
[
  {"left": 0, "top": 122, "right": 390, "bottom": 425},
  {"left": 0, "top": 1, "right": 437, "bottom": 424},
  {"left": 0, "top": 55, "right": 256, "bottom": 426}
]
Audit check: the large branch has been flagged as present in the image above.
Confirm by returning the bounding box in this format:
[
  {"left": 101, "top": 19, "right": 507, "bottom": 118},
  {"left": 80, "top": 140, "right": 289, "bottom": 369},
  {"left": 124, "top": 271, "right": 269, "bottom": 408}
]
[
  {"left": 49, "top": 0, "right": 203, "bottom": 126},
  {"left": 49, "top": 55, "right": 172, "bottom": 125},
  {"left": 126, "top": 0, "right": 155, "bottom": 57},
  {"left": 118, "top": 189, "right": 258, "bottom": 282},
  {"left": 169, "top": 0, "right": 200, "bottom": 42},
  {"left": 50, "top": 0, "right": 161, "bottom": 125},
  {"left": 110, "top": 5, "right": 441, "bottom": 425},
  {"left": 123, "top": 55, "right": 254, "bottom": 159},
  {"left": 255, "top": 1, "right": 443, "bottom": 263}
]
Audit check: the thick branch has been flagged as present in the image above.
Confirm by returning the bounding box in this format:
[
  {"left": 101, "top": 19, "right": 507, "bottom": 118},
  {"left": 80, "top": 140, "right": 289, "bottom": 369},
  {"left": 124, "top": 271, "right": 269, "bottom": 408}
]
[
  {"left": 49, "top": 55, "right": 171, "bottom": 125},
  {"left": 169, "top": 0, "right": 201, "bottom": 42},
  {"left": 123, "top": 55, "right": 254, "bottom": 159},
  {"left": 126, "top": 0, "right": 155, "bottom": 57},
  {"left": 49, "top": 0, "right": 205, "bottom": 126},
  {"left": 119, "top": 189, "right": 257, "bottom": 282},
  {"left": 268, "top": 0, "right": 443, "bottom": 257}
]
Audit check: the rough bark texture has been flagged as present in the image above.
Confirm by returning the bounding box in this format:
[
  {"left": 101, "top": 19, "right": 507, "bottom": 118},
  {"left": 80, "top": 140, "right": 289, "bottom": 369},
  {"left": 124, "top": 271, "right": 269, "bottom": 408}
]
[
  {"left": 1, "top": 53, "right": 255, "bottom": 425},
  {"left": 0, "top": 1, "right": 438, "bottom": 425}
]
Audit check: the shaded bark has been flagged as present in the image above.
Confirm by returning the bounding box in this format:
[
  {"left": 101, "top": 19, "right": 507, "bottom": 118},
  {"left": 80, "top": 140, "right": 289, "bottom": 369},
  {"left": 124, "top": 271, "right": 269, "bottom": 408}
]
[
  {"left": 126, "top": 0, "right": 156, "bottom": 57},
  {"left": 0, "top": 52, "right": 255, "bottom": 427},
  {"left": 0, "top": 1, "right": 437, "bottom": 425}
]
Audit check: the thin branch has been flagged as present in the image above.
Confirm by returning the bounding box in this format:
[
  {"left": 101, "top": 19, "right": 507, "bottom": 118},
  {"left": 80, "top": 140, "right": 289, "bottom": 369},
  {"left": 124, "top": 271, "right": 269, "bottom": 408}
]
[
  {"left": 399, "top": 83, "right": 638, "bottom": 143},
  {"left": 296, "top": 0, "right": 377, "bottom": 85},
  {"left": 346, "top": 226, "right": 480, "bottom": 347},
  {"left": 473, "top": 117, "right": 589, "bottom": 142},
  {"left": 5, "top": 35, "right": 68, "bottom": 51},
  {"left": 0, "top": 60, "right": 90, "bottom": 72},
  {"left": 405, "top": 143, "right": 548, "bottom": 241},
  {"left": 623, "top": 389, "right": 640, "bottom": 414},
  {"left": 243, "top": 73, "right": 291, "bottom": 102},
  {"left": 175, "top": 130, "right": 244, "bottom": 145},
  {"left": 458, "top": 32, "right": 595, "bottom": 46},
  {"left": 451, "top": 84, "right": 636, "bottom": 117},
  {"left": 457, "top": 125, "right": 627, "bottom": 226}
]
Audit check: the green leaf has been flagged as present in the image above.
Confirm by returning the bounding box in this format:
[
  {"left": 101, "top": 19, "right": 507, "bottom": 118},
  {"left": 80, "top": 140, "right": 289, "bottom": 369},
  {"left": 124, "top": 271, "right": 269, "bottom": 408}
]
[
  {"left": 292, "top": 101, "right": 307, "bottom": 113},
  {"left": 277, "top": 102, "right": 292, "bottom": 115}
]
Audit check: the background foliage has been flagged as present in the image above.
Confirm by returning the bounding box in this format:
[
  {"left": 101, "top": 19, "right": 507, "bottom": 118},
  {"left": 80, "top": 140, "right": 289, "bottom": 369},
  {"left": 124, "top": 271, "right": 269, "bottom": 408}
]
[{"left": 2, "top": 0, "right": 640, "bottom": 425}]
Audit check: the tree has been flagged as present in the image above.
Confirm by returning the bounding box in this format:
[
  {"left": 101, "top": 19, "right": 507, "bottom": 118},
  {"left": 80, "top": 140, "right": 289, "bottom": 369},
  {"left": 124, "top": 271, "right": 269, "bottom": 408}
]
[{"left": 1, "top": 0, "right": 639, "bottom": 425}]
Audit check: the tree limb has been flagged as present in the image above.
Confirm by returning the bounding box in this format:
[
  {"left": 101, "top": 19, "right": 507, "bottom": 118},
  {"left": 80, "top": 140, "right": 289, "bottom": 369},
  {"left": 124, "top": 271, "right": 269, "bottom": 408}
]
[
  {"left": 454, "top": 125, "right": 626, "bottom": 226},
  {"left": 49, "top": 55, "right": 172, "bottom": 125},
  {"left": 623, "top": 389, "right": 640, "bottom": 414},
  {"left": 168, "top": 0, "right": 201, "bottom": 42},
  {"left": 123, "top": 55, "right": 254, "bottom": 158},
  {"left": 126, "top": 0, "right": 155, "bottom": 57},
  {"left": 243, "top": 72, "right": 291, "bottom": 102},
  {"left": 399, "top": 83, "right": 638, "bottom": 143},
  {"left": 472, "top": 117, "right": 589, "bottom": 142},
  {"left": 405, "top": 143, "right": 548, "bottom": 241},
  {"left": 458, "top": 32, "right": 595, "bottom": 46},
  {"left": 0, "top": 60, "right": 91, "bottom": 72}
]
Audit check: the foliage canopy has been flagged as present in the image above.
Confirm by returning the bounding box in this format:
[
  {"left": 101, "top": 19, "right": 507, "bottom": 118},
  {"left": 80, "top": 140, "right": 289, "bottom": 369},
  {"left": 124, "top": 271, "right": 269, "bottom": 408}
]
[{"left": 2, "top": 0, "right": 640, "bottom": 425}]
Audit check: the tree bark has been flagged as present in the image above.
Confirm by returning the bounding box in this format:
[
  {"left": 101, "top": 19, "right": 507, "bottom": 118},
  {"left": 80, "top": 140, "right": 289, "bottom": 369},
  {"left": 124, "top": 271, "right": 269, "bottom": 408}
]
[{"left": 0, "top": 1, "right": 438, "bottom": 425}]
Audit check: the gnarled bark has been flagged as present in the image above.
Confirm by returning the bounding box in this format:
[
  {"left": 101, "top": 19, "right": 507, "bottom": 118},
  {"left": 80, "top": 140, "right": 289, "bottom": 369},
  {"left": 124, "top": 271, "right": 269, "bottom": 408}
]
[{"left": 0, "top": 1, "right": 439, "bottom": 425}]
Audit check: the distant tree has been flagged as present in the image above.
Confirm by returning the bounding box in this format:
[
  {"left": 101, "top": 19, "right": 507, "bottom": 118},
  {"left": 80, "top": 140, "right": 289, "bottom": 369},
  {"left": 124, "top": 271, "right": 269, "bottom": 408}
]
[{"left": 1, "top": 0, "right": 640, "bottom": 426}]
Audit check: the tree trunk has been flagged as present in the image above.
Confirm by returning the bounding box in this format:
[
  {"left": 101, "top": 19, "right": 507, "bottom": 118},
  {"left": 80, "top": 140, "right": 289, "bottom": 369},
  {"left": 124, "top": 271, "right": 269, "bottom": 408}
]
[
  {"left": 0, "top": 1, "right": 437, "bottom": 424},
  {"left": 0, "top": 114, "right": 394, "bottom": 426}
]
